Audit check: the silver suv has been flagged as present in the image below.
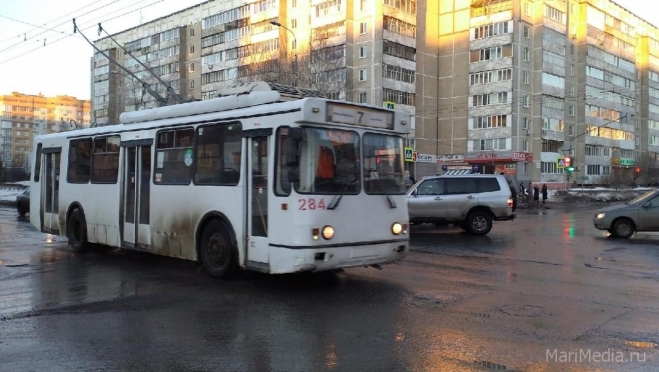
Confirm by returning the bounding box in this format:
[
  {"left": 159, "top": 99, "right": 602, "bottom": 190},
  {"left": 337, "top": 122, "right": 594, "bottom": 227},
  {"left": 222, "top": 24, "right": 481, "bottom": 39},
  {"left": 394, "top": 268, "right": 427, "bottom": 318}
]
[{"left": 407, "top": 174, "right": 515, "bottom": 235}]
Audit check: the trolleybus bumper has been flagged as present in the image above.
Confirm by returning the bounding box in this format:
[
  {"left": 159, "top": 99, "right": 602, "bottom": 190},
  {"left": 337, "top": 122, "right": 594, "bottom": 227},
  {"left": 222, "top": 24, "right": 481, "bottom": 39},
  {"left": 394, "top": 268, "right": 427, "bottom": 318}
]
[{"left": 265, "top": 239, "right": 409, "bottom": 274}]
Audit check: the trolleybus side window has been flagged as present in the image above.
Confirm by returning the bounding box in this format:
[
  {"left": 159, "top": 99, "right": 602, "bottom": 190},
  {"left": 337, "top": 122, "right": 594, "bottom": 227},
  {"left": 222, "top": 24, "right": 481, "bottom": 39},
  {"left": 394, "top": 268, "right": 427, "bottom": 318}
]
[
  {"left": 275, "top": 127, "right": 293, "bottom": 196},
  {"left": 34, "top": 143, "right": 42, "bottom": 182},
  {"left": 363, "top": 133, "right": 406, "bottom": 195},
  {"left": 194, "top": 122, "right": 242, "bottom": 186},
  {"left": 154, "top": 128, "right": 194, "bottom": 184},
  {"left": 91, "top": 136, "right": 120, "bottom": 184},
  {"left": 67, "top": 138, "right": 92, "bottom": 184}
]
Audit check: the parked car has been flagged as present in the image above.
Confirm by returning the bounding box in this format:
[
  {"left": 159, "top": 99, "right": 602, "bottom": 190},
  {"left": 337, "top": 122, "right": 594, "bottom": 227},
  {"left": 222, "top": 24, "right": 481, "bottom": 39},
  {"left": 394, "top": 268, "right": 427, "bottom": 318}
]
[
  {"left": 593, "top": 189, "right": 659, "bottom": 238},
  {"left": 16, "top": 186, "right": 30, "bottom": 217},
  {"left": 406, "top": 174, "right": 515, "bottom": 235}
]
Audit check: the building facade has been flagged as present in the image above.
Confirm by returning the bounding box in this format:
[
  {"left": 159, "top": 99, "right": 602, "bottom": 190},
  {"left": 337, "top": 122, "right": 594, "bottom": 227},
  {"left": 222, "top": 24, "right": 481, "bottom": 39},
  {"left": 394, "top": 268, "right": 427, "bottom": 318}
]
[
  {"left": 91, "top": 0, "right": 418, "bottom": 129},
  {"left": 417, "top": 0, "right": 659, "bottom": 186},
  {"left": 0, "top": 92, "right": 91, "bottom": 172}
]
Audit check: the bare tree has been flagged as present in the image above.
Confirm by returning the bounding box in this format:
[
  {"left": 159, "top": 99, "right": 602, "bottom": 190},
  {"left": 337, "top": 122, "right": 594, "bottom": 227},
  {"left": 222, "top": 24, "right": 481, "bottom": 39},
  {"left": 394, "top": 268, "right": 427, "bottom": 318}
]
[{"left": 234, "top": 32, "right": 347, "bottom": 99}]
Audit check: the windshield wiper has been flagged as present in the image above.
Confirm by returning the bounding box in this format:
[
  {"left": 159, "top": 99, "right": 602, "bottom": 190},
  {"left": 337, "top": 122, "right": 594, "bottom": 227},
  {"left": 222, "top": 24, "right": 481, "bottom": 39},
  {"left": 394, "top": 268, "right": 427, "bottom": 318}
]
[
  {"left": 327, "top": 177, "right": 355, "bottom": 210},
  {"left": 369, "top": 171, "right": 396, "bottom": 209}
]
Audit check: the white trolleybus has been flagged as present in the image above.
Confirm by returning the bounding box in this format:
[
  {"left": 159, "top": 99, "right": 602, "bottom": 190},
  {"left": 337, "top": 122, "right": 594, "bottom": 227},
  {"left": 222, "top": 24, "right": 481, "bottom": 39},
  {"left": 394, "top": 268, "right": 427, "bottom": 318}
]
[{"left": 30, "top": 82, "right": 411, "bottom": 279}]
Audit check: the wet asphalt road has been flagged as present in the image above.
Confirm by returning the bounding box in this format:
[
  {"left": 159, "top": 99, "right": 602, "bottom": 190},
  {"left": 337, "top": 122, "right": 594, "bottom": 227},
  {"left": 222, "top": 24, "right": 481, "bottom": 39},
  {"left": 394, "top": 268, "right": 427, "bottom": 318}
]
[{"left": 0, "top": 204, "right": 658, "bottom": 372}]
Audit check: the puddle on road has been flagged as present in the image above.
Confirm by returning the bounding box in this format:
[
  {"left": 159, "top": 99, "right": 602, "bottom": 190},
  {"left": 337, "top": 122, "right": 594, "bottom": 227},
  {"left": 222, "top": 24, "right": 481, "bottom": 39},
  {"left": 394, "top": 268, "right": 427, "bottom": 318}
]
[{"left": 623, "top": 340, "right": 658, "bottom": 349}]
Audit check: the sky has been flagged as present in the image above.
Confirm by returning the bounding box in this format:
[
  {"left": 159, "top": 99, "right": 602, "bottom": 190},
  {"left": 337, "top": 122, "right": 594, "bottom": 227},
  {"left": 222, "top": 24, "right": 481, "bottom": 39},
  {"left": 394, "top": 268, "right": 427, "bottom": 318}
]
[{"left": 0, "top": 0, "right": 656, "bottom": 101}]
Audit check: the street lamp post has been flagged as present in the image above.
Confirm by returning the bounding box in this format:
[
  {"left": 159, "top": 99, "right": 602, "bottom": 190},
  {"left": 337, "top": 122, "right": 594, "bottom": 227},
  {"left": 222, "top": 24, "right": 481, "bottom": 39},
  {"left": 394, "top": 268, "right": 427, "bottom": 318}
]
[{"left": 270, "top": 20, "right": 299, "bottom": 87}]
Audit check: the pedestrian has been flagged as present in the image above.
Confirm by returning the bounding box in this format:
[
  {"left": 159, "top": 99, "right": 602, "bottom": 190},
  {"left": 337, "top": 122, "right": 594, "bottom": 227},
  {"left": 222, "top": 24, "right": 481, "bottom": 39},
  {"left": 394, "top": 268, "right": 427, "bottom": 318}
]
[
  {"left": 542, "top": 184, "right": 548, "bottom": 204},
  {"left": 509, "top": 182, "right": 517, "bottom": 212},
  {"left": 533, "top": 185, "right": 540, "bottom": 202},
  {"left": 519, "top": 182, "right": 525, "bottom": 195}
]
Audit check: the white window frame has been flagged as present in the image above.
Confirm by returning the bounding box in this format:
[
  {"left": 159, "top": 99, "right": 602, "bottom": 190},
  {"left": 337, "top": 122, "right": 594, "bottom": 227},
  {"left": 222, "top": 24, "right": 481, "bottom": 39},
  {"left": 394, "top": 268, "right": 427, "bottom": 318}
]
[
  {"left": 360, "top": 22, "right": 368, "bottom": 35},
  {"left": 359, "top": 69, "right": 367, "bottom": 81},
  {"left": 359, "top": 92, "right": 367, "bottom": 103},
  {"left": 359, "top": 46, "right": 367, "bottom": 58}
]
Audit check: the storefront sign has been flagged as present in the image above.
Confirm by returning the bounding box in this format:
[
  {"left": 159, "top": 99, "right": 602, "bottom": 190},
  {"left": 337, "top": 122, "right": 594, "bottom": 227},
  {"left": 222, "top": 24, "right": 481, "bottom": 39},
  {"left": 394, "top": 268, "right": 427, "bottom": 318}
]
[
  {"left": 465, "top": 151, "right": 533, "bottom": 163},
  {"left": 495, "top": 164, "right": 516, "bottom": 175},
  {"left": 611, "top": 157, "right": 634, "bottom": 167},
  {"left": 437, "top": 154, "right": 465, "bottom": 163},
  {"left": 416, "top": 153, "right": 437, "bottom": 163}
]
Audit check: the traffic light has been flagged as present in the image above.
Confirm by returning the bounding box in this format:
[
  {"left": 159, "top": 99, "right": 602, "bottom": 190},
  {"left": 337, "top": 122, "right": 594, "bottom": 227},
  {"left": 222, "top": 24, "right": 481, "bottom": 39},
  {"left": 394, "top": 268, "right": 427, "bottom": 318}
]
[
  {"left": 635, "top": 167, "right": 641, "bottom": 174},
  {"left": 565, "top": 157, "right": 574, "bottom": 173}
]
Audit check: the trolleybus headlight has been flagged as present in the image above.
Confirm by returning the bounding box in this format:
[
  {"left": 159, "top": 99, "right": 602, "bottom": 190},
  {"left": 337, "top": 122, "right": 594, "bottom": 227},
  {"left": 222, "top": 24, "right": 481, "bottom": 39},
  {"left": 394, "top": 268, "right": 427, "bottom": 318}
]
[
  {"left": 392, "top": 223, "right": 403, "bottom": 235},
  {"left": 322, "top": 225, "right": 335, "bottom": 240}
]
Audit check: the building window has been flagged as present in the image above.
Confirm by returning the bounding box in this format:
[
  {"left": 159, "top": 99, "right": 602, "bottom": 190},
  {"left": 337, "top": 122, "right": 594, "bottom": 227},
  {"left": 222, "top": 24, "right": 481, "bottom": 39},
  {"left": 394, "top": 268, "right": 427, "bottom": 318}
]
[
  {"left": 523, "top": 163, "right": 528, "bottom": 174},
  {"left": 587, "top": 165, "right": 601, "bottom": 175},
  {"left": 360, "top": 22, "right": 368, "bottom": 34},
  {"left": 473, "top": 138, "right": 508, "bottom": 151},
  {"left": 522, "top": 117, "right": 528, "bottom": 129},
  {"left": 359, "top": 92, "right": 367, "bottom": 103},
  {"left": 523, "top": 71, "right": 529, "bottom": 84},
  {"left": 524, "top": 3, "right": 531, "bottom": 16},
  {"left": 189, "top": 28, "right": 194, "bottom": 37},
  {"left": 291, "top": 19, "right": 297, "bottom": 28},
  {"left": 568, "top": 125, "right": 573, "bottom": 136},
  {"left": 292, "top": 39, "right": 297, "bottom": 50},
  {"left": 190, "top": 80, "right": 195, "bottom": 89},
  {"left": 189, "top": 63, "right": 194, "bottom": 72},
  {"left": 569, "top": 105, "right": 575, "bottom": 116},
  {"left": 359, "top": 69, "right": 367, "bottom": 81},
  {"left": 570, "top": 64, "right": 574, "bottom": 76},
  {"left": 522, "top": 95, "right": 530, "bottom": 107},
  {"left": 523, "top": 48, "right": 530, "bottom": 62},
  {"left": 523, "top": 140, "right": 528, "bottom": 152},
  {"left": 190, "top": 45, "right": 195, "bottom": 55},
  {"left": 293, "top": 0, "right": 297, "bottom": 7},
  {"left": 359, "top": 46, "right": 367, "bottom": 58},
  {"left": 523, "top": 25, "right": 530, "bottom": 39},
  {"left": 360, "top": 0, "right": 366, "bottom": 11},
  {"left": 570, "top": 85, "right": 575, "bottom": 96}
]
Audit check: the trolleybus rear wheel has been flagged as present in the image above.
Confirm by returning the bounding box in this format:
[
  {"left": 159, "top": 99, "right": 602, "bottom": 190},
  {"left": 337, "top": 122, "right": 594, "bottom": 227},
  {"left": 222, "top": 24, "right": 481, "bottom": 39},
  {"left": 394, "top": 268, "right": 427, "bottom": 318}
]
[
  {"left": 67, "top": 208, "right": 89, "bottom": 253},
  {"left": 200, "top": 220, "right": 237, "bottom": 279}
]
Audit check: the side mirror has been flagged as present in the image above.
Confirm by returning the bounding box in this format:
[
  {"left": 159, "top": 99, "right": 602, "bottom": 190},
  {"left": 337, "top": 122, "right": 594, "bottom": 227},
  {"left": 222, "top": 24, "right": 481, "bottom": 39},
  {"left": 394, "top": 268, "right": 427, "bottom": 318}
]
[{"left": 411, "top": 189, "right": 417, "bottom": 197}]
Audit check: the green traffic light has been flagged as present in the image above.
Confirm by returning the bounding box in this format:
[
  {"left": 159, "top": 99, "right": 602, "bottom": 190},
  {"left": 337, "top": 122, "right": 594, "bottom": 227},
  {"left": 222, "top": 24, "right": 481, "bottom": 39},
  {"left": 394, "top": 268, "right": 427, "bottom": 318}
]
[{"left": 566, "top": 166, "right": 574, "bottom": 172}]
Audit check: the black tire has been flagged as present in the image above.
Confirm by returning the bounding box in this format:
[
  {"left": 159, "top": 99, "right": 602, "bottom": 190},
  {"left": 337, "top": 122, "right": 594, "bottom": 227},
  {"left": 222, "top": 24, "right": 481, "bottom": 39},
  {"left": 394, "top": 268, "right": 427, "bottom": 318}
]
[
  {"left": 67, "top": 208, "right": 89, "bottom": 253},
  {"left": 199, "top": 220, "right": 238, "bottom": 279},
  {"left": 17, "top": 203, "right": 27, "bottom": 217},
  {"left": 612, "top": 219, "right": 635, "bottom": 239},
  {"left": 466, "top": 211, "right": 493, "bottom": 236}
]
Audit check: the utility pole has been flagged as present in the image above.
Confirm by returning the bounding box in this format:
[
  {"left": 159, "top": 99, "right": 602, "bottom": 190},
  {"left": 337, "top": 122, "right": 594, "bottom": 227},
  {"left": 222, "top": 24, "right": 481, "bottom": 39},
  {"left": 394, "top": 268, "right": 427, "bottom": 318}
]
[{"left": 270, "top": 21, "right": 299, "bottom": 87}]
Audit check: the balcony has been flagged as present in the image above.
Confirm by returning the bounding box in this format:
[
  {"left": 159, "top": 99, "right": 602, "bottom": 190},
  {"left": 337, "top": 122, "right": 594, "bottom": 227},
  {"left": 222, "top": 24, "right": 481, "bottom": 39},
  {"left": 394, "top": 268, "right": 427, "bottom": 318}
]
[{"left": 541, "top": 129, "right": 565, "bottom": 142}]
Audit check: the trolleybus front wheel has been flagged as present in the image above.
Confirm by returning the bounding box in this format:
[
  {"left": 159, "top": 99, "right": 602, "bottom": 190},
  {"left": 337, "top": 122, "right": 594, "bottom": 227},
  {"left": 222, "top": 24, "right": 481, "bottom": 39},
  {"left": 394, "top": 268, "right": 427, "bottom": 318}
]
[
  {"left": 67, "top": 208, "right": 89, "bottom": 253},
  {"left": 200, "top": 220, "right": 238, "bottom": 279}
]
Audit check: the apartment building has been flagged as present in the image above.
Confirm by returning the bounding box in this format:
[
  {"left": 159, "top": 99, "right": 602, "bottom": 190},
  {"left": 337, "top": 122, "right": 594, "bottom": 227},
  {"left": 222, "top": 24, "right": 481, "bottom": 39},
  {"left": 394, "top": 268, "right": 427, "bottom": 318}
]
[
  {"left": 0, "top": 92, "right": 91, "bottom": 171},
  {"left": 417, "top": 0, "right": 659, "bottom": 186},
  {"left": 91, "top": 0, "right": 419, "bottom": 129}
]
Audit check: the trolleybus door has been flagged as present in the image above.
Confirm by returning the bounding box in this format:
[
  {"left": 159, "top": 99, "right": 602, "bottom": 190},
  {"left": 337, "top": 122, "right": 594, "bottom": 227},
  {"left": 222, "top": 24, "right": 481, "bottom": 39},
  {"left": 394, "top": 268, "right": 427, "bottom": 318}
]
[
  {"left": 121, "top": 144, "right": 152, "bottom": 250},
  {"left": 246, "top": 136, "right": 270, "bottom": 268},
  {"left": 40, "top": 149, "right": 61, "bottom": 234}
]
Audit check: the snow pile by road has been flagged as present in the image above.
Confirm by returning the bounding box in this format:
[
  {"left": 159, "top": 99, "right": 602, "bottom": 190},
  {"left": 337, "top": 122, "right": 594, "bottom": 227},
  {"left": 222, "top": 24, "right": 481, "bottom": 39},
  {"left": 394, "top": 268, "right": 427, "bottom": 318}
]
[
  {"left": 0, "top": 182, "right": 28, "bottom": 203},
  {"left": 551, "top": 187, "right": 654, "bottom": 203}
]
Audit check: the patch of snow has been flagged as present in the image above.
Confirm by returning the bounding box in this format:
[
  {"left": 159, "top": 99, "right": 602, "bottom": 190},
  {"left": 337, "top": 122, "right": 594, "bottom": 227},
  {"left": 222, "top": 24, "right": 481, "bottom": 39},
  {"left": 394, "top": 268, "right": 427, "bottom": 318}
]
[{"left": 0, "top": 189, "right": 21, "bottom": 202}]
